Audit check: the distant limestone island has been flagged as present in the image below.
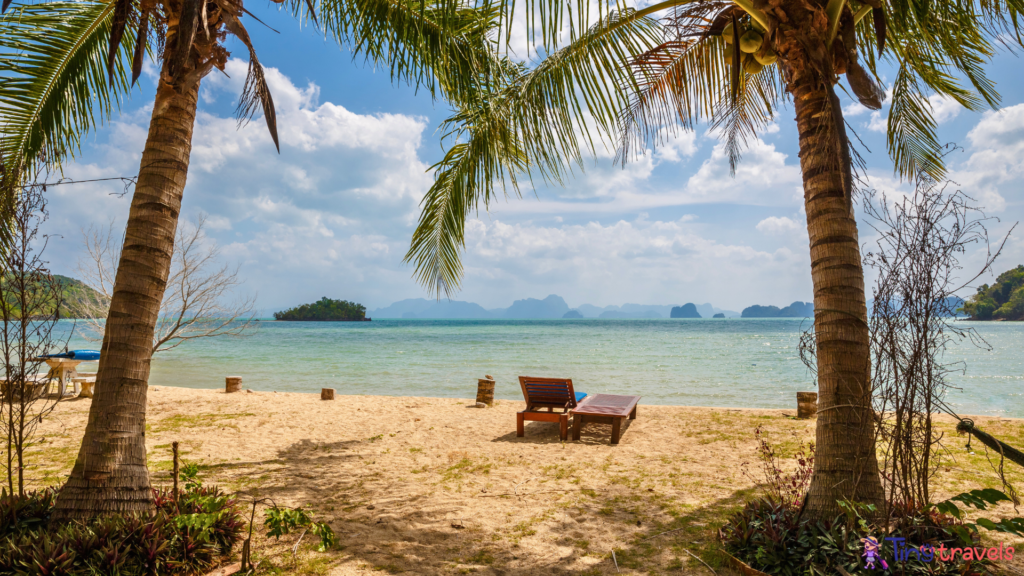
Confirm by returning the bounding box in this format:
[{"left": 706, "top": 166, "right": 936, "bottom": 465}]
[
  {"left": 741, "top": 301, "right": 815, "bottom": 318},
  {"left": 961, "top": 265, "right": 1024, "bottom": 320},
  {"left": 370, "top": 295, "right": 741, "bottom": 319},
  {"left": 274, "top": 297, "right": 370, "bottom": 321}
]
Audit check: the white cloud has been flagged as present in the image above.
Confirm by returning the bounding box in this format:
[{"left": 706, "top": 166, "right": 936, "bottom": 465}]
[
  {"left": 43, "top": 57, "right": 1024, "bottom": 313},
  {"left": 42, "top": 58, "right": 433, "bottom": 310},
  {"left": 756, "top": 216, "right": 801, "bottom": 235},
  {"left": 844, "top": 102, "right": 870, "bottom": 117},
  {"left": 683, "top": 136, "right": 802, "bottom": 205},
  {"left": 653, "top": 130, "right": 699, "bottom": 163},
  {"left": 456, "top": 216, "right": 812, "bottom": 307},
  {"left": 928, "top": 94, "right": 961, "bottom": 124},
  {"left": 867, "top": 111, "right": 887, "bottom": 133},
  {"left": 945, "top": 103, "right": 1024, "bottom": 213}
]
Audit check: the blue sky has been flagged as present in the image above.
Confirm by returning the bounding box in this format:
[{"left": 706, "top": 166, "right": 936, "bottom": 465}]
[{"left": 41, "top": 4, "right": 1024, "bottom": 312}]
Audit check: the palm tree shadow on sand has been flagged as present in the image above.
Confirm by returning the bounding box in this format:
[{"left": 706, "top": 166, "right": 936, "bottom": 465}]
[{"left": 170, "top": 434, "right": 756, "bottom": 575}]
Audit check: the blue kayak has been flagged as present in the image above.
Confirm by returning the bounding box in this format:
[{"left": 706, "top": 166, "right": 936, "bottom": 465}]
[{"left": 42, "top": 350, "right": 101, "bottom": 361}]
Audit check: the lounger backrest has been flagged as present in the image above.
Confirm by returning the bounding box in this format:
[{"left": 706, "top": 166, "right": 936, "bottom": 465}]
[{"left": 519, "top": 376, "right": 578, "bottom": 410}]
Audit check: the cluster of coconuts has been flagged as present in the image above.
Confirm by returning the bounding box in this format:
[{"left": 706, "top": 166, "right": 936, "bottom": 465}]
[{"left": 722, "top": 19, "right": 778, "bottom": 75}]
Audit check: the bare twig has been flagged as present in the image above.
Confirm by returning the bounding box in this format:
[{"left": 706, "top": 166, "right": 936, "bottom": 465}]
[
  {"left": 76, "top": 214, "right": 259, "bottom": 354},
  {"left": 292, "top": 528, "right": 308, "bottom": 555},
  {"left": 858, "top": 172, "right": 1015, "bottom": 513},
  {"left": 612, "top": 550, "right": 619, "bottom": 573},
  {"left": 513, "top": 477, "right": 536, "bottom": 498},
  {"left": 478, "top": 488, "right": 592, "bottom": 498},
  {"left": 684, "top": 549, "right": 717, "bottom": 575},
  {"left": 641, "top": 526, "right": 687, "bottom": 540}
]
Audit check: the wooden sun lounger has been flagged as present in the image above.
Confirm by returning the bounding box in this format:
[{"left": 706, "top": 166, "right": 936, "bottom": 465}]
[{"left": 517, "top": 376, "right": 587, "bottom": 441}]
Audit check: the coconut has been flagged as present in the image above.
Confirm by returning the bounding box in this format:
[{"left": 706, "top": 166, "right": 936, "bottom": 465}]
[
  {"left": 739, "top": 30, "right": 763, "bottom": 53},
  {"left": 754, "top": 49, "right": 778, "bottom": 66},
  {"left": 722, "top": 22, "right": 735, "bottom": 42},
  {"left": 743, "top": 57, "right": 764, "bottom": 75}
]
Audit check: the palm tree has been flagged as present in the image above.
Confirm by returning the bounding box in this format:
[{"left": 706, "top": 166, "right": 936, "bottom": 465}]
[
  {"left": 2, "top": 0, "right": 499, "bottom": 518},
  {"left": 405, "top": 0, "right": 1024, "bottom": 519}
]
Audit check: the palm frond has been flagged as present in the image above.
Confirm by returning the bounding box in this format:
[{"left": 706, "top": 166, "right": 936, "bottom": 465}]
[
  {"left": 0, "top": 0, "right": 137, "bottom": 179},
  {"left": 508, "top": 9, "right": 662, "bottom": 181},
  {"left": 886, "top": 65, "right": 943, "bottom": 181},
  {"left": 404, "top": 105, "right": 529, "bottom": 298},
  {"left": 404, "top": 9, "right": 661, "bottom": 295},
  {"left": 708, "top": 62, "right": 785, "bottom": 173},
  {"left": 285, "top": 0, "right": 502, "bottom": 107}
]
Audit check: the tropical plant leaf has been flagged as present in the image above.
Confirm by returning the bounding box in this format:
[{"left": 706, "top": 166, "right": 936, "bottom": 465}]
[
  {"left": 885, "top": 65, "right": 944, "bottom": 181},
  {"left": 0, "top": 0, "right": 138, "bottom": 194},
  {"left": 283, "top": 0, "right": 503, "bottom": 108},
  {"left": 404, "top": 8, "right": 661, "bottom": 295}
]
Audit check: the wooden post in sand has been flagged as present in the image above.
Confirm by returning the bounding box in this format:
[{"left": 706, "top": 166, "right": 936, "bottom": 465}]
[
  {"left": 321, "top": 388, "right": 335, "bottom": 400},
  {"left": 797, "top": 392, "right": 818, "bottom": 419},
  {"left": 172, "top": 441, "right": 180, "bottom": 500},
  {"left": 226, "top": 376, "right": 243, "bottom": 393},
  {"left": 476, "top": 375, "right": 495, "bottom": 406}
]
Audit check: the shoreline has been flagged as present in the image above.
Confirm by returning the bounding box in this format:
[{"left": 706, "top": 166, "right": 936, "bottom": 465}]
[{"left": 140, "top": 384, "right": 1024, "bottom": 421}]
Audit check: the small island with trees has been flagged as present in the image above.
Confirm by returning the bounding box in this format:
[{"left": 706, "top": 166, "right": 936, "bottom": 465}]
[
  {"left": 961, "top": 264, "right": 1024, "bottom": 320},
  {"left": 273, "top": 297, "right": 369, "bottom": 321}
]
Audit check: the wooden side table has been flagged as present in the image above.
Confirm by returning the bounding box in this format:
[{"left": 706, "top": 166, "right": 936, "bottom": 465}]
[{"left": 571, "top": 394, "right": 640, "bottom": 445}]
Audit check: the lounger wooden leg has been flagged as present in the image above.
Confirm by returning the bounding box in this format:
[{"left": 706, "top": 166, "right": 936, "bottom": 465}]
[
  {"left": 559, "top": 414, "right": 568, "bottom": 441},
  {"left": 611, "top": 418, "right": 622, "bottom": 445},
  {"left": 573, "top": 415, "right": 582, "bottom": 441},
  {"left": 516, "top": 412, "right": 525, "bottom": 437},
  {"left": 630, "top": 405, "right": 637, "bottom": 420}
]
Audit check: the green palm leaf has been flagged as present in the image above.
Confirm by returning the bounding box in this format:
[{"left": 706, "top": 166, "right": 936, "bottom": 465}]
[
  {"left": 0, "top": 0, "right": 137, "bottom": 182},
  {"left": 404, "top": 8, "right": 661, "bottom": 295},
  {"left": 284, "top": 0, "right": 502, "bottom": 106}
]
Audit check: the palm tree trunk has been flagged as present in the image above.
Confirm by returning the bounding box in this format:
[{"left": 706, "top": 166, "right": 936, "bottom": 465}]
[
  {"left": 789, "top": 73, "right": 884, "bottom": 519},
  {"left": 52, "top": 80, "right": 198, "bottom": 519}
]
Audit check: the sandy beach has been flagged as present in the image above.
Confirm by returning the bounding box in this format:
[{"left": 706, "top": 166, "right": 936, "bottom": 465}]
[{"left": 27, "top": 386, "right": 1024, "bottom": 575}]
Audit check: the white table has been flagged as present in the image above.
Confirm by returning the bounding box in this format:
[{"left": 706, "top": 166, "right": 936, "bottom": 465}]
[{"left": 38, "top": 358, "right": 89, "bottom": 397}]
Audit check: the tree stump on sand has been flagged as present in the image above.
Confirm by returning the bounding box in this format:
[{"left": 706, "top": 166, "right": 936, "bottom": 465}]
[
  {"left": 797, "top": 391, "right": 818, "bottom": 419},
  {"left": 78, "top": 380, "right": 95, "bottom": 398},
  {"left": 321, "top": 388, "right": 335, "bottom": 400},
  {"left": 226, "top": 376, "right": 243, "bottom": 393},
  {"left": 476, "top": 377, "right": 495, "bottom": 406}
]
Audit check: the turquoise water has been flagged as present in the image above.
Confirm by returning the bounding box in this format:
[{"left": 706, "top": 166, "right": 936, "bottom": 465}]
[{"left": 60, "top": 319, "right": 1024, "bottom": 417}]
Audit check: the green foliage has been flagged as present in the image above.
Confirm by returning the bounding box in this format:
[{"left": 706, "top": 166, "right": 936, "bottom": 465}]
[
  {"left": 404, "top": 9, "right": 662, "bottom": 296},
  {"left": 0, "top": 0, "right": 137, "bottom": 237},
  {"left": 180, "top": 461, "right": 202, "bottom": 493},
  {"left": 962, "top": 265, "right": 1024, "bottom": 320},
  {"left": 721, "top": 498, "right": 984, "bottom": 575},
  {"left": 265, "top": 506, "right": 336, "bottom": 552},
  {"left": 273, "top": 297, "right": 367, "bottom": 321},
  {"left": 931, "top": 488, "right": 1024, "bottom": 544},
  {"left": 0, "top": 473, "right": 244, "bottom": 575},
  {"left": 406, "top": 0, "right": 1024, "bottom": 297},
  {"left": 0, "top": 270, "right": 102, "bottom": 315}
]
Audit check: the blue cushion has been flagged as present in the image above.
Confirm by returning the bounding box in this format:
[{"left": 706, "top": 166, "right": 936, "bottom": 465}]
[{"left": 575, "top": 392, "right": 588, "bottom": 402}]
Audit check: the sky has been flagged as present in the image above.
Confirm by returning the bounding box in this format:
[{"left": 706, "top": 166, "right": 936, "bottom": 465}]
[{"left": 39, "top": 4, "right": 1024, "bottom": 313}]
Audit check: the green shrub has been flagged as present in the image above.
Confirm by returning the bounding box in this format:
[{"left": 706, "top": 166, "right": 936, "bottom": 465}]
[
  {"left": 720, "top": 498, "right": 985, "bottom": 575},
  {"left": 0, "top": 478, "right": 244, "bottom": 575}
]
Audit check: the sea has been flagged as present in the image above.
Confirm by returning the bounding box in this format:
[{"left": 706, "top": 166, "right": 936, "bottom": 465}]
[{"left": 59, "top": 319, "right": 1024, "bottom": 417}]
